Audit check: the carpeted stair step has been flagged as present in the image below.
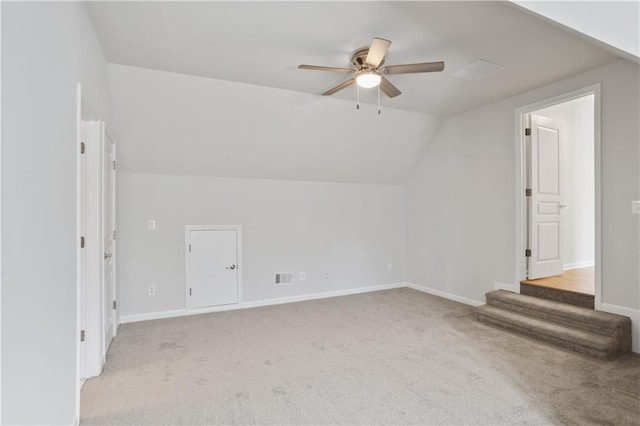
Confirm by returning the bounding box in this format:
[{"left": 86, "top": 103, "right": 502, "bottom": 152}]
[
  {"left": 474, "top": 304, "right": 620, "bottom": 360},
  {"left": 520, "top": 282, "right": 594, "bottom": 309},
  {"left": 485, "top": 290, "right": 631, "bottom": 346},
  {"left": 475, "top": 291, "right": 632, "bottom": 359}
]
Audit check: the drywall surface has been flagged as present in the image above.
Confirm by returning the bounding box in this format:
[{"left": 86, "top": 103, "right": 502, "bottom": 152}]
[
  {"left": 408, "top": 59, "right": 639, "bottom": 310},
  {"left": 108, "top": 63, "right": 442, "bottom": 185},
  {"left": 118, "top": 173, "right": 406, "bottom": 316},
  {"left": 511, "top": 1, "right": 639, "bottom": 60},
  {"left": 536, "top": 96, "right": 595, "bottom": 269},
  {"left": 1, "top": 3, "right": 113, "bottom": 424}
]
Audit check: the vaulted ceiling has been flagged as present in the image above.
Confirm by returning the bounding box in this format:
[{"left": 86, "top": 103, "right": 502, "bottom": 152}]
[
  {"left": 87, "top": 1, "right": 617, "bottom": 117},
  {"left": 86, "top": 1, "right": 622, "bottom": 184}
]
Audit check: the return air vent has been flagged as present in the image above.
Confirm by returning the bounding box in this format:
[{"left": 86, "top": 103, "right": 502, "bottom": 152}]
[{"left": 275, "top": 272, "right": 293, "bottom": 285}]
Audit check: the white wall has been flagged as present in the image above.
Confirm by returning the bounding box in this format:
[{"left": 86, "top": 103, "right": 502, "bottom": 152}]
[
  {"left": 118, "top": 173, "right": 406, "bottom": 318},
  {"left": 1, "top": 3, "right": 113, "bottom": 424},
  {"left": 407, "top": 59, "right": 639, "bottom": 311},
  {"left": 108, "top": 63, "right": 442, "bottom": 185},
  {"left": 536, "top": 95, "right": 595, "bottom": 270}
]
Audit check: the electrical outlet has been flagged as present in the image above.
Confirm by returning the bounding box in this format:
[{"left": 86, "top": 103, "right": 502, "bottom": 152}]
[
  {"left": 148, "top": 285, "right": 156, "bottom": 296},
  {"left": 633, "top": 200, "right": 640, "bottom": 214},
  {"left": 147, "top": 220, "right": 156, "bottom": 231},
  {"left": 324, "top": 272, "right": 330, "bottom": 280},
  {"left": 299, "top": 272, "right": 306, "bottom": 281},
  {"left": 387, "top": 263, "right": 393, "bottom": 272}
]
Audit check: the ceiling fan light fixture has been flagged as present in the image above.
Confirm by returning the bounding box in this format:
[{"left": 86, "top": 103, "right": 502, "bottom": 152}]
[{"left": 356, "top": 71, "right": 381, "bottom": 88}]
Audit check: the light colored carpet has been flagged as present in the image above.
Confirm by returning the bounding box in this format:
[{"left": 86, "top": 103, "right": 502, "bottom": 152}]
[{"left": 81, "top": 288, "right": 640, "bottom": 425}]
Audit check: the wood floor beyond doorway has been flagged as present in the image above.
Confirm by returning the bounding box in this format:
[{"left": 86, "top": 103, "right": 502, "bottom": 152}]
[{"left": 522, "top": 266, "right": 594, "bottom": 295}]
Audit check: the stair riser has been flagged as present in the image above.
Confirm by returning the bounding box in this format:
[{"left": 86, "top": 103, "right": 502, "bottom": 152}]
[
  {"left": 486, "top": 297, "right": 630, "bottom": 342},
  {"left": 520, "top": 283, "right": 594, "bottom": 309},
  {"left": 475, "top": 311, "right": 615, "bottom": 360}
]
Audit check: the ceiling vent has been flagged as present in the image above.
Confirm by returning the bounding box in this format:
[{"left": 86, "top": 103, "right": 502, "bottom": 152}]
[
  {"left": 453, "top": 59, "right": 505, "bottom": 81},
  {"left": 275, "top": 272, "right": 293, "bottom": 285}
]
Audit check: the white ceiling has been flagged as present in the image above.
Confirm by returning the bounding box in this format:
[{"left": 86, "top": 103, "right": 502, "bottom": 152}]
[{"left": 87, "top": 1, "right": 618, "bottom": 117}]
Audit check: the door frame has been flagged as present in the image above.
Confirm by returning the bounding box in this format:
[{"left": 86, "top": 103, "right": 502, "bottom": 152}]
[
  {"left": 75, "top": 83, "right": 83, "bottom": 423},
  {"left": 514, "top": 83, "right": 602, "bottom": 309},
  {"left": 101, "top": 124, "right": 118, "bottom": 353},
  {"left": 184, "top": 225, "right": 243, "bottom": 312}
]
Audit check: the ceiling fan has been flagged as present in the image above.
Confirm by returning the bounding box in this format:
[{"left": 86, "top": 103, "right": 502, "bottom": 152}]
[{"left": 298, "top": 37, "right": 445, "bottom": 98}]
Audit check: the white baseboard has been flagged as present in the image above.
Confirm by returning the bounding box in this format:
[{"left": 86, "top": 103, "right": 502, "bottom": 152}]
[
  {"left": 601, "top": 302, "right": 640, "bottom": 354},
  {"left": 243, "top": 282, "right": 405, "bottom": 309},
  {"left": 120, "top": 303, "right": 242, "bottom": 324},
  {"left": 405, "top": 282, "right": 484, "bottom": 307},
  {"left": 563, "top": 261, "right": 594, "bottom": 271},
  {"left": 120, "top": 282, "right": 405, "bottom": 324},
  {"left": 493, "top": 281, "right": 519, "bottom": 293}
]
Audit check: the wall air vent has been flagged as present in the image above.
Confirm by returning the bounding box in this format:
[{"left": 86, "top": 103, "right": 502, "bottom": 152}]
[{"left": 275, "top": 272, "right": 294, "bottom": 285}]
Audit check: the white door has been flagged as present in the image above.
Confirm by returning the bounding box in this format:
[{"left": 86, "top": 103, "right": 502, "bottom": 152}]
[
  {"left": 528, "top": 114, "right": 563, "bottom": 279},
  {"left": 102, "top": 128, "right": 115, "bottom": 351},
  {"left": 187, "top": 229, "right": 239, "bottom": 309}
]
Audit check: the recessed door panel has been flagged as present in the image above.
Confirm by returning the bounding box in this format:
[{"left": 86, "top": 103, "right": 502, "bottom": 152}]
[{"left": 537, "top": 222, "right": 560, "bottom": 262}]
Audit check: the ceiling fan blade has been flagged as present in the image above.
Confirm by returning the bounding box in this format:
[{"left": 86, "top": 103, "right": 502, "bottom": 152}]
[
  {"left": 382, "top": 61, "right": 445, "bottom": 75},
  {"left": 365, "top": 38, "right": 391, "bottom": 67},
  {"left": 298, "top": 64, "right": 354, "bottom": 73},
  {"left": 322, "top": 78, "right": 356, "bottom": 96},
  {"left": 379, "top": 76, "right": 402, "bottom": 98}
]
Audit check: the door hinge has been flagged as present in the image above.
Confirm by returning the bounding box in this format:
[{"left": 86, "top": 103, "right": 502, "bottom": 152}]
[
  {"left": 525, "top": 249, "right": 532, "bottom": 257},
  {"left": 113, "top": 230, "right": 117, "bottom": 240},
  {"left": 80, "top": 330, "right": 85, "bottom": 342},
  {"left": 525, "top": 188, "right": 532, "bottom": 197},
  {"left": 81, "top": 236, "right": 85, "bottom": 248},
  {"left": 113, "top": 300, "right": 117, "bottom": 310},
  {"left": 112, "top": 160, "right": 116, "bottom": 170},
  {"left": 525, "top": 128, "right": 531, "bottom": 136},
  {"left": 189, "top": 244, "right": 191, "bottom": 252},
  {"left": 80, "top": 142, "right": 85, "bottom": 154},
  {"left": 189, "top": 288, "right": 192, "bottom": 296}
]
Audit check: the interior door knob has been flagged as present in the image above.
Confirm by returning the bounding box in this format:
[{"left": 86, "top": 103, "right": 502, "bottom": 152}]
[
  {"left": 104, "top": 253, "right": 112, "bottom": 260},
  {"left": 226, "top": 264, "right": 237, "bottom": 270}
]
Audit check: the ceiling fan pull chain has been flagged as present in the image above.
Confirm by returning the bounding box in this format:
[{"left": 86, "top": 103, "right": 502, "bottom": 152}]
[
  {"left": 356, "top": 84, "right": 360, "bottom": 110},
  {"left": 378, "top": 85, "right": 381, "bottom": 115}
]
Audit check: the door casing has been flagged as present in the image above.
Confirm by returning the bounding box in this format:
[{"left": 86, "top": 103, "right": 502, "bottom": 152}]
[{"left": 514, "top": 83, "right": 601, "bottom": 309}]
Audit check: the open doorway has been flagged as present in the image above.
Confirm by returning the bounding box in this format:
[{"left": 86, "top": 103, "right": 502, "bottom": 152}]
[{"left": 515, "top": 85, "right": 600, "bottom": 310}]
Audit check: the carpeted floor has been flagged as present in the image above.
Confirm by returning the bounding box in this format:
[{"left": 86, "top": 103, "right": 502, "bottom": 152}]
[{"left": 81, "top": 288, "right": 640, "bottom": 425}]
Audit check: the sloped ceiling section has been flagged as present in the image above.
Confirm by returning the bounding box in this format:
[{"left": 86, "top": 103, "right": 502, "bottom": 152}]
[
  {"left": 109, "top": 64, "right": 442, "bottom": 184},
  {"left": 87, "top": 1, "right": 618, "bottom": 117},
  {"left": 511, "top": 1, "right": 640, "bottom": 61}
]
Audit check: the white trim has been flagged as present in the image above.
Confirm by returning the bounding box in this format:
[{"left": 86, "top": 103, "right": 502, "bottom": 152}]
[
  {"left": 493, "top": 281, "right": 519, "bottom": 293},
  {"left": 0, "top": 2, "right": 3, "bottom": 420},
  {"left": 185, "top": 225, "right": 243, "bottom": 310},
  {"left": 111, "top": 137, "right": 119, "bottom": 337},
  {"left": 405, "top": 282, "right": 484, "bottom": 306},
  {"left": 243, "top": 282, "right": 404, "bottom": 309},
  {"left": 563, "top": 261, "right": 595, "bottom": 271},
  {"left": 514, "top": 84, "right": 602, "bottom": 309},
  {"left": 120, "top": 282, "right": 405, "bottom": 324},
  {"left": 74, "top": 82, "right": 83, "bottom": 426},
  {"left": 601, "top": 303, "right": 640, "bottom": 354}
]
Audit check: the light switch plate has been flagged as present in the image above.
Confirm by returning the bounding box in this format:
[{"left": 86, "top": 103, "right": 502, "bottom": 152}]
[
  {"left": 633, "top": 201, "right": 640, "bottom": 215},
  {"left": 147, "top": 220, "right": 156, "bottom": 230}
]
